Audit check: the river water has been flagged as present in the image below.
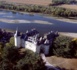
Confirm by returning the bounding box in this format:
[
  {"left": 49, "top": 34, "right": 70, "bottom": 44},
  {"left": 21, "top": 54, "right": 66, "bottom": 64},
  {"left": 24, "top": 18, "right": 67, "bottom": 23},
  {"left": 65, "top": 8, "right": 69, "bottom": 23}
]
[{"left": 0, "top": 10, "right": 77, "bottom": 34}]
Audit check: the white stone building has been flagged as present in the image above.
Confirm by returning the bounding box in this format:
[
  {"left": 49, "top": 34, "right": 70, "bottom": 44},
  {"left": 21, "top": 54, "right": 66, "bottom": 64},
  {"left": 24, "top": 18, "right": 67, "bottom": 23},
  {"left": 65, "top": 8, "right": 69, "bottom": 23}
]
[{"left": 14, "top": 29, "right": 58, "bottom": 55}]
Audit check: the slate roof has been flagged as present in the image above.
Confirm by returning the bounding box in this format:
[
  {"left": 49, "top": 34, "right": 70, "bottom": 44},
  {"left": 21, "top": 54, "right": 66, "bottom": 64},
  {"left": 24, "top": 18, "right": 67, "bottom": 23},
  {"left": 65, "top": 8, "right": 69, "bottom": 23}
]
[
  {"left": 26, "top": 29, "right": 39, "bottom": 36},
  {"left": 16, "top": 31, "right": 20, "bottom": 36},
  {"left": 47, "top": 31, "right": 59, "bottom": 40},
  {"left": 15, "top": 29, "right": 59, "bottom": 45},
  {"left": 21, "top": 34, "right": 25, "bottom": 39},
  {"left": 24, "top": 35, "right": 28, "bottom": 41}
]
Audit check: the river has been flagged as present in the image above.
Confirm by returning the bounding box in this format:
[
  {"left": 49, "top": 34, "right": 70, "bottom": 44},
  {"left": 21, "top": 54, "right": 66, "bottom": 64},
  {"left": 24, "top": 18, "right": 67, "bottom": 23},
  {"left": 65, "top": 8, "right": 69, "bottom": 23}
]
[{"left": 0, "top": 10, "right": 77, "bottom": 34}]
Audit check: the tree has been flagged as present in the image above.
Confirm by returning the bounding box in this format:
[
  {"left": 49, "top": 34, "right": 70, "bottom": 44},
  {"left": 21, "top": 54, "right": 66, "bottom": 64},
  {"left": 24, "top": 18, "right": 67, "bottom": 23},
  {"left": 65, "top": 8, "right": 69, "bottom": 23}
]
[
  {"left": 9, "top": 37, "right": 14, "bottom": 46},
  {"left": 70, "top": 38, "right": 77, "bottom": 57},
  {"left": 5, "top": 37, "right": 14, "bottom": 47},
  {"left": 16, "top": 49, "right": 45, "bottom": 70},
  {"left": 1, "top": 46, "right": 19, "bottom": 62},
  {"left": 52, "top": 36, "right": 73, "bottom": 57},
  {"left": 0, "top": 42, "right": 4, "bottom": 53},
  {"left": 52, "top": 0, "right": 76, "bottom": 4},
  {"left": 1, "top": 46, "right": 45, "bottom": 70},
  {"left": 0, "top": 59, "right": 13, "bottom": 70}
]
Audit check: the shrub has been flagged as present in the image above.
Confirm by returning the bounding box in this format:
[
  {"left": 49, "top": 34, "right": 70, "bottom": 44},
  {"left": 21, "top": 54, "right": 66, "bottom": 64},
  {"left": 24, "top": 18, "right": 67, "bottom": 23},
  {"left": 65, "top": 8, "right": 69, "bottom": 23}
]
[
  {"left": 70, "top": 38, "right": 77, "bottom": 57},
  {"left": 52, "top": 0, "right": 76, "bottom": 4},
  {"left": 1, "top": 46, "right": 45, "bottom": 70},
  {"left": 16, "top": 49, "right": 45, "bottom": 70},
  {"left": 1, "top": 46, "right": 19, "bottom": 62},
  {"left": 5, "top": 37, "right": 14, "bottom": 48},
  {"left": 52, "top": 36, "right": 73, "bottom": 58}
]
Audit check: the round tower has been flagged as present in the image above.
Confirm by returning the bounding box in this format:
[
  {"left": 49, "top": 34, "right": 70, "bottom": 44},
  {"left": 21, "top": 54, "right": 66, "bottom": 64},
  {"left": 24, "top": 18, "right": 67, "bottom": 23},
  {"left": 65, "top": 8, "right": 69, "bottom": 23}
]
[
  {"left": 21, "top": 34, "right": 25, "bottom": 48},
  {"left": 14, "top": 29, "right": 21, "bottom": 48}
]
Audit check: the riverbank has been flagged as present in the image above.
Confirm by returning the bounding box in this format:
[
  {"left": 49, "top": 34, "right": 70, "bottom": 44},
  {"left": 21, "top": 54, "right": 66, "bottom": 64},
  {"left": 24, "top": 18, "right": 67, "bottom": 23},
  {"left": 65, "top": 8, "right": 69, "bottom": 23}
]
[
  {"left": 1, "top": 9, "right": 77, "bottom": 24},
  {"left": 59, "top": 32, "right": 77, "bottom": 38},
  {"left": 4, "top": 27, "right": 77, "bottom": 38},
  {"left": 0, "top": 1, "right": 77, "bottom": 19}
]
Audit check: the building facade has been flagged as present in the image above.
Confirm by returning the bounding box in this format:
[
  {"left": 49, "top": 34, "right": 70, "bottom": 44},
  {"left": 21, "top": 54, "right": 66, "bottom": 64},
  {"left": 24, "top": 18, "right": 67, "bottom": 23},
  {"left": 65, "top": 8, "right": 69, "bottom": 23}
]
[{"left": 14, "top": 29, "right": 58, "bottom": 55}]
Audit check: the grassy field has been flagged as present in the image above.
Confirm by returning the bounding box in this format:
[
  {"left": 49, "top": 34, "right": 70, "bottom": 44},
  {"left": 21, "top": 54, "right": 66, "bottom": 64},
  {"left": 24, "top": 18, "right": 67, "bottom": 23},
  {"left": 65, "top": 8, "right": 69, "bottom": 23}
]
[
  {"left": 46, "top": 56, "right": 77, "bottom": 70},
  {"left": 0, "top": 0, "right": 52, "bottom": 6},
  {"left": 58, "top": 4, "right": 77, "bottom": 10},
  {"left": 1, "top": 0, "right": 77, "bottom": 10}
]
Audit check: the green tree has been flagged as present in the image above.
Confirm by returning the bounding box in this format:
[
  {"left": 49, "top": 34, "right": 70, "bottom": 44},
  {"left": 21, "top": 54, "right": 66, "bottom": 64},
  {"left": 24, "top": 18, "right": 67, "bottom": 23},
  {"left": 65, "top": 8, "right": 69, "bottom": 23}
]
[
  {"left": 0, "top": 42, "right": 4, "bottom": 53},
  {"left": 0, "top": 42, "right": 4, "bottom": 61},
  {"left": 0, "top": 59, "right": 13, "bottom": 70},
  {"left": 9, "top": 37, "right": 14, "bottom": 46},
  {"left": 52, "top": 36, "right": 73, "bottom": 57},
  {"left": 70, "top": 39, "right": 77, "bottom": 57},
  {"left": 52, "top": 0, "right": 75, "bottom": 4},
  {"left": 1, "top": 46, "right": 19, "bottom": 62},
  {"left": 16, "top": 49, "right": 45, "bottom": 70},
  {"left": 5, "top": 37, "right": 14, "bottom": 47},
  {"left": 1, "top": 46, "right": 45, "bottom": 70}
]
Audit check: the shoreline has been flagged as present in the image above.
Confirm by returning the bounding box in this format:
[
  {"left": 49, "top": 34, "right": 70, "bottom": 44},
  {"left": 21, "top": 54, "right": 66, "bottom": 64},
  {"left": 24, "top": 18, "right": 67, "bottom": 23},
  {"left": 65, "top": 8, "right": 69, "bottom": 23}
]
[
  {"left": 0, "top": 1, "right": 77, "bottom": 22},
  {"left": 0, "top": 9, "right": 77, "bottom": 38},
  {"left": 59, "top": 32, "right": 77, "bottom": 38},
  {"left": 1, "top": 9, "right": 77, "bottom": 23},
  {"left": 3, "top": 27, "right": 77, "bottom": 38}
]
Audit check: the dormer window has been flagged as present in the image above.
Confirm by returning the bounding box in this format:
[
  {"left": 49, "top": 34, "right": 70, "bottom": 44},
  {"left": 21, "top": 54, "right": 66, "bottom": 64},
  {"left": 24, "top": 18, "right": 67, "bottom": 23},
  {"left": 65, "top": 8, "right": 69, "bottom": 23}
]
[
  {"left": 44, "top": 39, "right": 49, "bottom": 45},
  {"left": 39, "top": 37, "right": 42, "bottom": 41}
]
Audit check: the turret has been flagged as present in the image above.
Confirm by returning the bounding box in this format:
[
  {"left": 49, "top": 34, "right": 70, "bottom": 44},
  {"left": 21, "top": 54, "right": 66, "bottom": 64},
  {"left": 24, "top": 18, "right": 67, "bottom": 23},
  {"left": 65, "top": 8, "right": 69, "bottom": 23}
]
[
  {"left": 14, "top": 28, "right": 21, "bottom": 48},
  {"left": 21, "top": 34, "right": 25, "bottom": 48}
]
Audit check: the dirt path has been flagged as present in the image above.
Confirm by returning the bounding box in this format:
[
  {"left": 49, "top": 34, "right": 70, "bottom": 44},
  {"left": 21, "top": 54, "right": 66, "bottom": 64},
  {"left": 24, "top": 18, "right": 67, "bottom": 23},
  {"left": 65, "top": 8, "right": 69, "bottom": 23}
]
[
  {"left": 46, "top": 56, "right": 77, "bottom": 70},
  {"left": 40, "top": 54, "right": 59, "bottom": 70}
]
